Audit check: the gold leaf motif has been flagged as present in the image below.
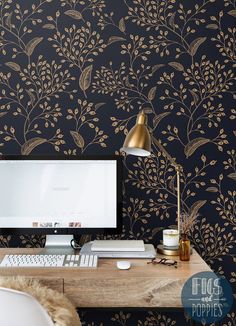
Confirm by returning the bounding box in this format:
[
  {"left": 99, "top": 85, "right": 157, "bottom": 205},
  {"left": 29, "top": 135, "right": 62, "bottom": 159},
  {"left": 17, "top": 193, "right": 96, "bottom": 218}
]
[
  {"left": 107, "top": 36, "right": 126, "bottom": 45},
  {"left": 5, "top": 62, "right": 21, "bottom": 71},
  {"left": 64, "top": 10, "right": 83, "bottom": 20},
  {"left": 25, "top": 37, "right": 43, "bottom": 56},
  {"left": 189, "top": 200, "right": 207, "bottom": 218},
  {"left": 95, "top": 103, "right": 105, "bottom": 109},
  {"left": 152, "top": 64, "right": 165, "bottom": 74},
  {"left": 189, "top": 37, "right": 207, "bottom": 56},
  {"left": 143, "top": 107, "right": 152, "bottom": 114},
  {"left": 148, "top": 86, "right": 156, "bottom": 101},
  {"left": 184, "top": 138, "right": 210, "bottom": 158},
  {"left": 42, "top": 24, "right": 55, "bottom": 29},
  {"left": 168, "top": 175, "right": 176, "bottom": 191},
  {"left": 206, "top": 24, "right": 218, "bottom": 30},
  {"left": 167, "top": 225, "right": 176, "bottom": 230},
  {"left": 228, "top": 10, "right": 236, "bottom": 17},
  {"left": 189, "top": 90, "right": 199, "bottom": 104},
  {"left": 206, "top": 187, "right": 218, "bottom": 192},
  {"left": 5, "top": 12, "right": 12, "bottom": 28},
  {"left": 70, "top": 131, "right": 85, "bottom": 148},
  {"left": 227, "top": 173, "right": 236, "bottom": 181},
  {"left": 21, "top": 138, "right": 47, "bottom": 155},
  {"left": 124, "top": 75, "right": 131, "bottom": 87},
  {"left": 119, "top": 18, "right": 126, "bottom": 32},
  {"left": 26, "top": 90, "right": 36, "bottom": 104},
  {"left": 168, "top": 62, "right": 184, "bottom": 71},
  {"left": 153, "top": 112, "right": 170, "bottom": 129},
  {"left": 0, "top": 112, "right": 7, "bottom": 118},
  {"left": 79, "top": 65, "right": 93, "bottom": 93},
  {"left": 168, "top": 13, "right": 175, "bottom": 28},
  {"left": 152, "top": 227, "right": 163, "bottom": 237}
]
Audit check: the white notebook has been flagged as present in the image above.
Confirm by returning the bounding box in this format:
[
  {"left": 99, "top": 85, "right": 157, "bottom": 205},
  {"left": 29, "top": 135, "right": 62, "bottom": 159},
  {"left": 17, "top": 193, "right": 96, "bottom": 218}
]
[{"left": 91, "top": 240, "right": 145, "bottom": 252}]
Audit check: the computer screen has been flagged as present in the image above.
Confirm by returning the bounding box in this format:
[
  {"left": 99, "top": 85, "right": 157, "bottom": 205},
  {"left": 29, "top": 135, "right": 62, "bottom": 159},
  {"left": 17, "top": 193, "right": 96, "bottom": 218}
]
[{"left": 0, "top": 156, "right": 122, "bottom": 235}]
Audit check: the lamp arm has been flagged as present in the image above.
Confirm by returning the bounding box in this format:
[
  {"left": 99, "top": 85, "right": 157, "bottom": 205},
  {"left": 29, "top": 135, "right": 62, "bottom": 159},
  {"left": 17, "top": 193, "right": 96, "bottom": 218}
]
[{"left": 151, "top": 135, "right": 182, "bottom": 233}]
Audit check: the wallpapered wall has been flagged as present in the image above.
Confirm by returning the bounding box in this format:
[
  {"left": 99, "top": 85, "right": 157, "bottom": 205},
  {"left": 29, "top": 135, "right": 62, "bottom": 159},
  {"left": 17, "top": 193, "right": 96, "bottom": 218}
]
[{"left": 0, "top": 0, "right": 235, "bottom": 325}]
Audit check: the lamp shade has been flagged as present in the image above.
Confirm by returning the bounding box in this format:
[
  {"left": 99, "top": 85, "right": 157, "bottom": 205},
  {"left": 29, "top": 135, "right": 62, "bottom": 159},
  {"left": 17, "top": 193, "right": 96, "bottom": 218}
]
[{"left": 121, "top": 111, "right": 151, "bottom": 157}]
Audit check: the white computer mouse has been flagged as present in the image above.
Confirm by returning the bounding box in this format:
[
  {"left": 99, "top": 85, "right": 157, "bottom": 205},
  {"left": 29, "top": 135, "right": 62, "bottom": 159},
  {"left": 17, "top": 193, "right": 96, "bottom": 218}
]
[{"left": 116, "top": 261, "right": 131, "bottom": 270}]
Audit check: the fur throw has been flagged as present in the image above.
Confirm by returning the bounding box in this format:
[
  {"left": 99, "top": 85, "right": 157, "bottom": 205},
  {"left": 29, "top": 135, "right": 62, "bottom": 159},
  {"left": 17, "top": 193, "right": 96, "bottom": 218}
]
[{"left": 0, "top": 276, "right": 81, "bottom": 326}]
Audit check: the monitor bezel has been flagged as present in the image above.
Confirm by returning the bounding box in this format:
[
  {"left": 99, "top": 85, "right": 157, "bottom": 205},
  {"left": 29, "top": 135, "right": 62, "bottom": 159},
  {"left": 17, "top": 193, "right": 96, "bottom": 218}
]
[{"left": 0, "top": 155, "right": 122, "bottom": 236}]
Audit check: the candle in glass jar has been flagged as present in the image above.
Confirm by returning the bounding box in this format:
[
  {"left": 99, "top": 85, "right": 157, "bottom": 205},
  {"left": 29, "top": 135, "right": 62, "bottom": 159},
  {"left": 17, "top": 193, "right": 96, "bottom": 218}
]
[{"left": 163, "top": 229, "right": 179, "bottom": 247}]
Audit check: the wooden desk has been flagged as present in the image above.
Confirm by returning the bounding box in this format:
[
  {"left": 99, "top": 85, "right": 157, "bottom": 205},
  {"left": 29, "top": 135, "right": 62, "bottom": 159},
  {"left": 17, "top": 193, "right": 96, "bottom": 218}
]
[{"left": 0, "top": 248, "right": 211, "bottom": 309}]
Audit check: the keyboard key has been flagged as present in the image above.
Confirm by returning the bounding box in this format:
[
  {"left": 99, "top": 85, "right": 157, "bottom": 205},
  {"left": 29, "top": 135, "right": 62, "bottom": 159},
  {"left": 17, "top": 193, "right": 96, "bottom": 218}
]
[{"left": 89, "top": 255, "right": 93, "bottom": 267}]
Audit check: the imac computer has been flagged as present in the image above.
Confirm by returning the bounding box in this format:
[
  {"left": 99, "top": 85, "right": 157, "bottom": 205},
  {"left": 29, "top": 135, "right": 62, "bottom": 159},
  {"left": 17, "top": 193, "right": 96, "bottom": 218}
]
[{"left": 0, "top": 155, "right": 122, "bottom": 254}]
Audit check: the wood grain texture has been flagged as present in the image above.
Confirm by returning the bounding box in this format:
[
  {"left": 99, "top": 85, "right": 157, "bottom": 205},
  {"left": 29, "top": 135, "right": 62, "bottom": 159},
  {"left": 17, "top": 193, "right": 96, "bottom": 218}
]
[
  {"left": 0, "top": 274, "right": 64, "bottom": 293},
  {"left": 0, "top": 248, "right": 211, "bottom": 308}
]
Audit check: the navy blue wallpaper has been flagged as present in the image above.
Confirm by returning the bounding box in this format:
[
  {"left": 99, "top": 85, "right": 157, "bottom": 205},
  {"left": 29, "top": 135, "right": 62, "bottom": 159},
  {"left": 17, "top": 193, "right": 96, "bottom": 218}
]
[{"left": 0, "top": 0, "right": 235, "bottom": 325}]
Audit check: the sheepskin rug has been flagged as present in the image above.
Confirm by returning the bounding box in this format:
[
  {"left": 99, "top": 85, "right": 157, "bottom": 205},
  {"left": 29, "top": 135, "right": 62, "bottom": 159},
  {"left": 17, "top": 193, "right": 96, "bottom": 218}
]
[{"left": 0, "top": 276, "right": 81, "bottom": 326}]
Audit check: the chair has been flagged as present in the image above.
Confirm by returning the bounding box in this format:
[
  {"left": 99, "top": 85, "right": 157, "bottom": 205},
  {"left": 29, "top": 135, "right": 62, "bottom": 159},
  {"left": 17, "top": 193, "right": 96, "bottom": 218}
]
[
  {"left": 0, "top": 277, "right": 82, "bottom": 326},
  {"left": 0, "top": 287, "right": 54, "bottom": 326}
]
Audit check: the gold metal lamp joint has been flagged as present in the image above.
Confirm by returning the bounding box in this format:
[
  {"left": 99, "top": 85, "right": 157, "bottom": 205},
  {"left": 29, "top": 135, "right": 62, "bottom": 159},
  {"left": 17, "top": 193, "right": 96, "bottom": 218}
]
[{"left": 136, "top": 110, "right": 148, "bottom": 125}]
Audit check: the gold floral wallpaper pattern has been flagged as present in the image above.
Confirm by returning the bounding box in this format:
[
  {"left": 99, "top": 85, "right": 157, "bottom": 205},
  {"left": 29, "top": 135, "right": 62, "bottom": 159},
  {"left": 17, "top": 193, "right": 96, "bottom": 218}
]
[{"left": 0, "top": 0, "right": 235, "bottom": 325}]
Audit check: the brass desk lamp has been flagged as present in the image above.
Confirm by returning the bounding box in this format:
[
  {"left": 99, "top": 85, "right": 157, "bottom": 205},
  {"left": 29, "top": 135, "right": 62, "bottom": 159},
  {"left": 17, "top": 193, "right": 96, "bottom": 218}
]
[{"left": 121, "top": 111, "right": 182, "bottom": 254}]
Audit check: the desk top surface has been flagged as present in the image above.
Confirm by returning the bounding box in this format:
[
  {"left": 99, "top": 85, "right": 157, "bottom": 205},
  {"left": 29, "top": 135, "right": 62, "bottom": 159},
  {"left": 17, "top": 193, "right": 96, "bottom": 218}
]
[
  {"left": 0, "top": 247, "right": 212, "bottom": 308},
  {"left": 0, "top": 247, "right": 211, "bottom": 279}
]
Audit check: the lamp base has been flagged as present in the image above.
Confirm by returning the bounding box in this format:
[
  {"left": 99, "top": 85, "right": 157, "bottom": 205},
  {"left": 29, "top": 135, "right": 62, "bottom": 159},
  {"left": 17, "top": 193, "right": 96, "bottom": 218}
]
[{"left": 156, "top": 244, "right": 179, "bottom": 256}]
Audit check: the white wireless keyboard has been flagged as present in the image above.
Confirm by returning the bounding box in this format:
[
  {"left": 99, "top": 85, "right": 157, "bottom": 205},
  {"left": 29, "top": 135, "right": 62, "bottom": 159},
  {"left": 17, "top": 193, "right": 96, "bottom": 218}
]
[{"left": 0, "top": 254, "right": 98, "bottom": 268}]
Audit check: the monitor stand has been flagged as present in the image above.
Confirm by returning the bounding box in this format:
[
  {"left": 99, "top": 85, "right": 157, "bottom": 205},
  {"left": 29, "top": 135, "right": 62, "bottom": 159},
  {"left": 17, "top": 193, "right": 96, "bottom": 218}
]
[{"left": 41, "top": 235, "right": 76, "bottom": 255}]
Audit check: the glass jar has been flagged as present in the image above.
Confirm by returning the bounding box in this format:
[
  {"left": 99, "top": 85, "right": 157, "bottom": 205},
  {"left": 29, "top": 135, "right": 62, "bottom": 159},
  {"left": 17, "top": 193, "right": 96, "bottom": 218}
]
[{"left": 179, "top": 233, "right": 190, "bottom": 261}]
